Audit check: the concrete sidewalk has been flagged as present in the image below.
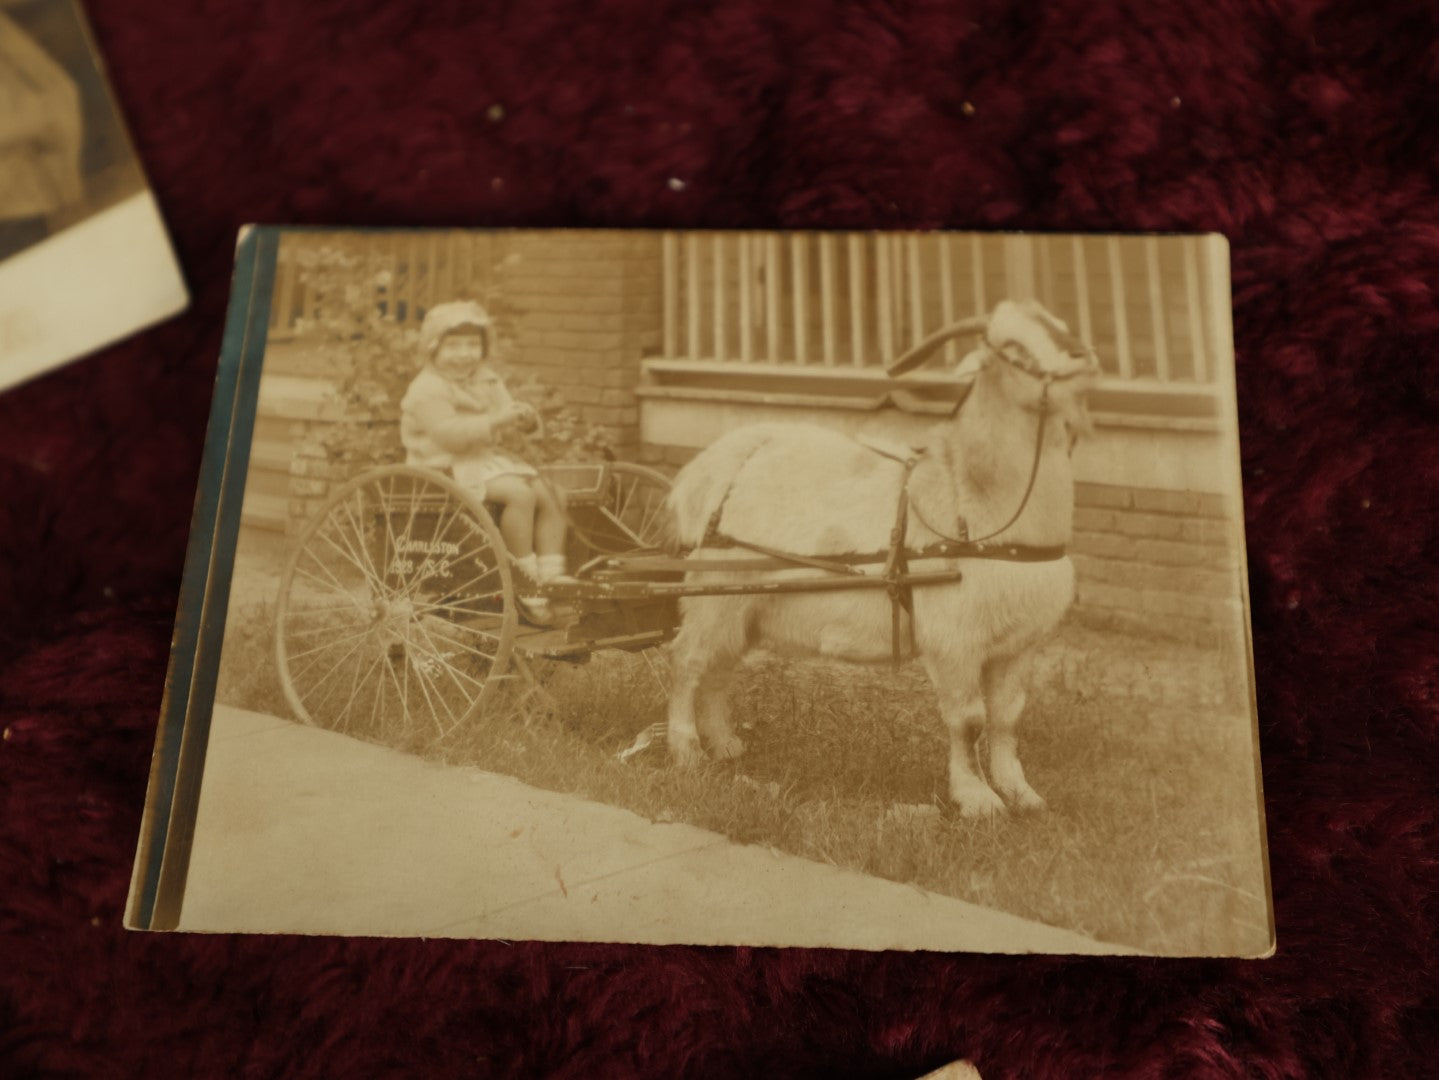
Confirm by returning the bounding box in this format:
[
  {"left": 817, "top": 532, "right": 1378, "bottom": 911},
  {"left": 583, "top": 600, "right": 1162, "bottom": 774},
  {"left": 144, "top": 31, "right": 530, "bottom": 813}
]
[{"left": 179, "top": 705, "right": 1130, "bottom": 953}]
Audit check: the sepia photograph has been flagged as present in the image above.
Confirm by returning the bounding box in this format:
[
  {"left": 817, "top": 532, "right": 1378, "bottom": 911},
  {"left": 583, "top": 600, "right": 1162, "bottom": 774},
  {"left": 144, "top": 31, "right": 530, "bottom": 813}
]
[
  {"left": 0, "top": 0, "right": 184, "bottom": 391},
  {"left": 131, "top": 227, "right": 1272, "bottom": 957}
]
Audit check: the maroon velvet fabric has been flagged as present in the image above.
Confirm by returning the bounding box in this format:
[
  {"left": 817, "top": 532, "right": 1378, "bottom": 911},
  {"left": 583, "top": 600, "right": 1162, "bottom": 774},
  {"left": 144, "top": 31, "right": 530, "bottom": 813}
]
[{"left": 2, "top": 1, "right": 1436, "bottom": 1076}]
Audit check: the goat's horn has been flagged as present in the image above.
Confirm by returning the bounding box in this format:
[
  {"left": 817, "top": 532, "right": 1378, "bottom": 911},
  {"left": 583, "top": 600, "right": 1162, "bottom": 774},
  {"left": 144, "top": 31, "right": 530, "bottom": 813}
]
[{"left": 887, "top": 316, "right": 989, "bottom": 376}]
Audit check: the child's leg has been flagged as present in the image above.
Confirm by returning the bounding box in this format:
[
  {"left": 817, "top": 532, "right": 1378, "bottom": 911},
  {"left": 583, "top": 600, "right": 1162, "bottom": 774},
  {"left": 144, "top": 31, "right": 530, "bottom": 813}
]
[
  {"left": 488, "top": 475, "right": 551, "bottom": 621},
  {"left": 531, "top": 480, "right": 573, "bottom": 583},
  {"left": 483, "top": 475, "right": 536, "bottom": 560},
  {"left": 532, "top": 480, "right": 567, "bottom": 558}
]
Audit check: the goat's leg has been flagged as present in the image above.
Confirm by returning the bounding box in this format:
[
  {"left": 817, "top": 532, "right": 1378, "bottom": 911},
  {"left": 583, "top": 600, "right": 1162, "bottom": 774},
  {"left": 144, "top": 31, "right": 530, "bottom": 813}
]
[
  {"left": 667, "top": 600, "right": 748, "bottom": 766},
  {"left": 666, "top": 625, "right": 707, "bottom": 766},
  {"left": 982, "top": 653, "right": 1046, "bottom": 811},
  {"left": 696, "top": 661, "right": 744, "bottom": 760},
  {"left": 923, "top": 656, "right": 1006, "bottom": 818}
]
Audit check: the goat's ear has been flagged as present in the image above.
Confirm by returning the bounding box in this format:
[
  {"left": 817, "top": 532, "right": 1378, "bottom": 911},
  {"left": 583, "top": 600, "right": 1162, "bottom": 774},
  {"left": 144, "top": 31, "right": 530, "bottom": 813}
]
[{"left": 888, "top": 316, "right": 988, "bottom": 376}]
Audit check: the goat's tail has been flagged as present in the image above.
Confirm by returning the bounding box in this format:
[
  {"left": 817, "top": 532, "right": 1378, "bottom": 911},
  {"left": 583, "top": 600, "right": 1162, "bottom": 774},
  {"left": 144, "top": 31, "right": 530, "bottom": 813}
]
[
  {"left": 665, "top": 426, "right": 779, "bottom": 548},
  {"left": 652, "top": 501, "right": 683, "bottom": 557}
]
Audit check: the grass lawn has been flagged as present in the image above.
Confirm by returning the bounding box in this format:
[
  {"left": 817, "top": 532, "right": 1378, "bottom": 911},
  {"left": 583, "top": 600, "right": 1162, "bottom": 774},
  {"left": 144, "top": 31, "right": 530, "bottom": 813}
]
[{"left": 215, "top": 590, "right": 1271, "bottom": 956}]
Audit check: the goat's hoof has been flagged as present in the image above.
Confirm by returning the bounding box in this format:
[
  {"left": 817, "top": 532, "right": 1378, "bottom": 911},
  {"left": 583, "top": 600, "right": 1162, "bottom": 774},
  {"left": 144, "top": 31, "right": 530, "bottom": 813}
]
[
  {"left": 1003, "top": 787, "right": 1048, "bottom": 813},
  {"left": 668, "top": 735, "right": 706, "bottom": 768},
  {"left": 708, "top": 733, "right": 746, "bottom": 761},
  {"left": 947, "top": 785, "right": 1008, "bottom": 819}
]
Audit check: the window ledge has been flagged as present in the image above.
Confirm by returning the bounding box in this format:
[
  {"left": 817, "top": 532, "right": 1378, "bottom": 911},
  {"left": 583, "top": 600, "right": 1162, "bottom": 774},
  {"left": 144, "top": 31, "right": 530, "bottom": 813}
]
[{"left": 640, "top": 360, "right": 1225, "bottom": 430}]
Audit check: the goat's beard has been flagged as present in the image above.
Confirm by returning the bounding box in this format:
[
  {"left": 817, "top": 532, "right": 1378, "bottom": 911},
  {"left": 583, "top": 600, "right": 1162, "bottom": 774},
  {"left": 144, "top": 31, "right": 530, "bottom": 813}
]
[{"left": 1054, "top": 391, "right": 1094, "bottom": 445}]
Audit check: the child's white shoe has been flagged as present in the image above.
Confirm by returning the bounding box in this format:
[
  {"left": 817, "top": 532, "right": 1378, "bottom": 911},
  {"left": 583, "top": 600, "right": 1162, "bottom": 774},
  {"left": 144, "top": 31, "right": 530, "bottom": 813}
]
[
  {"left": 514, "top": 553, "right": 541, "bottom": 587},
  {"left": 537, "top": 554, "right": 576, "bottom": 587},
  {"left": 510, "top": 554, "right": 555, "bottom": 624},
  {"left": 517, "top": 595, "right": 556, "bottom": 625}
]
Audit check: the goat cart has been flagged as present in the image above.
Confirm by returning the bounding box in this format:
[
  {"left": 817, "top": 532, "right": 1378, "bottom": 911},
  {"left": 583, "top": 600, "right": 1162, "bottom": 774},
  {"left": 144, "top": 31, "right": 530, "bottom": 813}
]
[
  {"left": 272, "top": 452, "right": 978, "bottom": 741},
  {"left": 272, "top": 310, "right": 1093, "bottom": 751}
]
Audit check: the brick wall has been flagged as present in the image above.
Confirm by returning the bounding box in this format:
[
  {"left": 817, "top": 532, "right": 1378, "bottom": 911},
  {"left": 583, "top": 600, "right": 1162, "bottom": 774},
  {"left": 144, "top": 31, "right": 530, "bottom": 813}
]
[
  {"left": 500, "top": 233, "right": 663, "bottom": 458},
  {"left": 239, "top": 356, "right": 363, "bottom": 539},
  {"left": 283, "top": 433, "right": 356, "bottom": 539},
  {"left": 1070, "top": 482, "right": 1242, "bottom": 644}
]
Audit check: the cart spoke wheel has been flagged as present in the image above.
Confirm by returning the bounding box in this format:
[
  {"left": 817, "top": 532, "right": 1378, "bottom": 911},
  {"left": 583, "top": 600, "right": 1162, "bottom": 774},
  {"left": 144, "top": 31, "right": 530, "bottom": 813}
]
[
  {"left": 577, "top": 462, "right": 673, "bottom": 554},
  {"left": 275, "top": 466, "right": 517, "bottom": 744}
]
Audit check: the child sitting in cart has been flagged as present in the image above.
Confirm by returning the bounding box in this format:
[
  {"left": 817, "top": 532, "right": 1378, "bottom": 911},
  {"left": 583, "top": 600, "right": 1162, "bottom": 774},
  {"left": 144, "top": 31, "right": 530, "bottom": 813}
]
[{"left": 400, "top": 300, "right": 572, "bottom": 622}]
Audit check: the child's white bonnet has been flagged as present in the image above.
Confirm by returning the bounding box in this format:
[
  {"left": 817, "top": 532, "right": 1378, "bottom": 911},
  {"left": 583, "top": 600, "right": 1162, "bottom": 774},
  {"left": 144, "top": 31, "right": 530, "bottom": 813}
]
[{"left": 419, "top": 300, "right": 491, "bottom": 361}]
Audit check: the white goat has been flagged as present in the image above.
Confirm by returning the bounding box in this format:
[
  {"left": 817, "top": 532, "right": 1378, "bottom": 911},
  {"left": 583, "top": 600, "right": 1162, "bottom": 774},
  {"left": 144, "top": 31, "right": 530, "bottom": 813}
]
[{"left": 664, "top": 299, "right": 1099, "bottom": 817}]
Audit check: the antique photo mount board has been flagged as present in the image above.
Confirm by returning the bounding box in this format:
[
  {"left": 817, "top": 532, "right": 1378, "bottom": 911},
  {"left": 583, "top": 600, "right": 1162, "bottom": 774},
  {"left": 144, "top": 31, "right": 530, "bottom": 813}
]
[
  {"left": 128, "top": 226, "right": 1273, "bottom": 957},
  {"left": 0, "top": 0, "right": 187, "bottom": 393}
]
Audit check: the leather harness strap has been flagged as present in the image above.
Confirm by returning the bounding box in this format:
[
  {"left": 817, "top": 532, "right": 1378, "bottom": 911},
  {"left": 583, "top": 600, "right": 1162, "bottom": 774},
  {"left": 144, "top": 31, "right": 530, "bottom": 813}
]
[{"left": 884, "top": 456, "right": 919, "bottom": 666}]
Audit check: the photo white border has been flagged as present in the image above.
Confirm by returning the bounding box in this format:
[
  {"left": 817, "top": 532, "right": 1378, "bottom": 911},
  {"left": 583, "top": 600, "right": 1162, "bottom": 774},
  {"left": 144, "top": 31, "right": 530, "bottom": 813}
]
[{"left": 0, "top": 191, "right": 187, "bottom": 393}]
